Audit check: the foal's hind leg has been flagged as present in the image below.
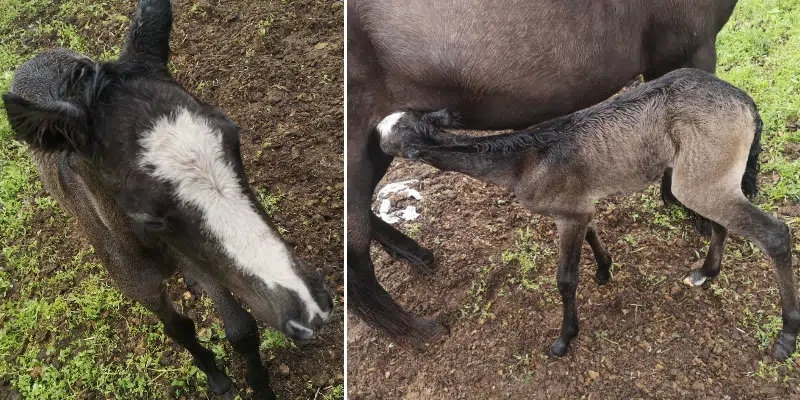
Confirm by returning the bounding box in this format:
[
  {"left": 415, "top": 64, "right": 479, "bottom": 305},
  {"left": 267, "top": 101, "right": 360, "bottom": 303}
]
[
  {"left": 677, "top": 191, "right": 799, "bottom": 360},
  {"left": 684, "top": 221, "right": 728, "bottom": 287},
  {"left": 186, "top": 269, "right": 276, "bottom": 400},
  {"left": 586, "top": 221, "right": 613, "bottom": 284},
  {"left": 550, "top": 214, "right": 591, "bottom": 357}
]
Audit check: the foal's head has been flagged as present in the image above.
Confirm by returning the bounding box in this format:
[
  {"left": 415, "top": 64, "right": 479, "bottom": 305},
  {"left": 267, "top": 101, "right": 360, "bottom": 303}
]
[{"left": 2, "top": 0, "right": 332, "bottom": 340}]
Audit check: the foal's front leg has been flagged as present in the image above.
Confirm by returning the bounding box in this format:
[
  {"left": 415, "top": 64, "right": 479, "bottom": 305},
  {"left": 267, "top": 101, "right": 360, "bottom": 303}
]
[
  {"left": 185, "top": 269, "right": 276, "bottom": 400},
  {"left": 550, "top": 215, "right": 591, "bottom": 357}
]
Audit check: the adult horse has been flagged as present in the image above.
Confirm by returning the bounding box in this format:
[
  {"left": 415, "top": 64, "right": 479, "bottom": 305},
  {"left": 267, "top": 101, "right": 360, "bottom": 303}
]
[{"left": 347, "top": 0, "right": 740, "bottom": 346}]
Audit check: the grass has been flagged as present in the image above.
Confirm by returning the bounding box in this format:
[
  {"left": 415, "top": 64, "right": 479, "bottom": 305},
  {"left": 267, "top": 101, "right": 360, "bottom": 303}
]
[{"left": 0, "top": 1, "right": 341, "bottom": 399}]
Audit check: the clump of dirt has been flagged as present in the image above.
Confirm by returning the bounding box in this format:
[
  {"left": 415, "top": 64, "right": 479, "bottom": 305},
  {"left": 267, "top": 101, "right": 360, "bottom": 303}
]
[{"left": 347, "top": 158, "right": 800, "bottom": 399}]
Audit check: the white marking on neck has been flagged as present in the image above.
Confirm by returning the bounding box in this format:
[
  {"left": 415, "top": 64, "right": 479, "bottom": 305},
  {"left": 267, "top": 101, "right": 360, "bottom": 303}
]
[
  {"left": 138, "top": 108, "right": 326, "bottom": 321},
  {"left": 377, "top": 112, "right": 405, "bottom": 138}
]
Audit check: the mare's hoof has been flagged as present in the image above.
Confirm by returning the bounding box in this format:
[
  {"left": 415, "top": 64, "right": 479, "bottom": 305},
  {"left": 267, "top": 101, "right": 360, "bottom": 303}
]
[
  {"left": 683, "top": 270, "right": 709, "bottom": 287},
  {"left": 774, "top": 333, "right": 797, "bottom": 361},
  {"left": 410, "top": 318, "right": 449, "bottom": 350},
  {"left": 595, "top": 269, "right": 612, "bottom": 285},
  {"left": 549, "top": 339, "right": 570, "bottom": 358}
]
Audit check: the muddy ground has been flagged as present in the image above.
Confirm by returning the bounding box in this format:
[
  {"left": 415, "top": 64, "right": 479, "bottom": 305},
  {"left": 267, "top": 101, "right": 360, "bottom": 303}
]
[
  {"left": 2, "top": 0, "right": 343, "bottom": 398},
  {"left": 347, "top": 157, "right": 800, "bottom": 399}
]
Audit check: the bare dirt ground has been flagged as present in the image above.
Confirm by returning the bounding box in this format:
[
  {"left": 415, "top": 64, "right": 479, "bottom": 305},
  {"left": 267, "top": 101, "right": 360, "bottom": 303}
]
[{"left": 347, "top": 158, "right": 800, "bottom": 399}]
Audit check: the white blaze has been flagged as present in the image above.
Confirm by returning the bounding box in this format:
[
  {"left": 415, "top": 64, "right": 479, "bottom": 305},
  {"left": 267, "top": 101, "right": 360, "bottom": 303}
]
[
  {"left": 376, "top": 111, "right": 405, "bottom": 138},
  {"left": 138, "top": 108, "right": 325, "bottom": 320}
]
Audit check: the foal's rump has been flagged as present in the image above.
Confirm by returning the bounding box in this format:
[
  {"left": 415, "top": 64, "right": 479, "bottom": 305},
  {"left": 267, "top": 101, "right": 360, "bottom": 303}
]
[{"left": 664, "top": 69, "right": 761, "bottom": 205}]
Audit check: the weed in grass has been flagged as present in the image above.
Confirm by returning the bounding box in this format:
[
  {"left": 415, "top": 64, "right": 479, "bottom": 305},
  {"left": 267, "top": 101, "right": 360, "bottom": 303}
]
[
  {"left": 256, "top": 187, "right": 285, "bottom": 216},
  {"left": 459, "top": 265, "right": 498, "bottom": 323},
  {"left": 405, "top": 223, "right": 421, "bottom": 240},
  {"left": 258, "top": 16, "right": 276, "bottom": 37}
]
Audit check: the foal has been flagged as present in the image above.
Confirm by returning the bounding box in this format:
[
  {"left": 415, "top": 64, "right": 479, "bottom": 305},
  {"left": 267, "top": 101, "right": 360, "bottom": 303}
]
[
  {"left": 3, "top": 1, "right": 332, "bottom": 398},
  {"left": 378, "top": 68, "right": 798, "bottom": 360}
]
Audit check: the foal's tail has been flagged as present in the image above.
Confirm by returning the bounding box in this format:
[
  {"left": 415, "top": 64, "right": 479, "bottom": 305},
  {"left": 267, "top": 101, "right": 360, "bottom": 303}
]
[
  {"left": 660, "top": 110, "right": 763, "bottom": 234},
  {"left": 741, "top": 112, "right": 763, "bottom": 199}
]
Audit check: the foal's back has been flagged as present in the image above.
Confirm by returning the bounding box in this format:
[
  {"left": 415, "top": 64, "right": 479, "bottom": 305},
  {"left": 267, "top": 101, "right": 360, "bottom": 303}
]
[{"left": 518, "top": 69, "right": 758, "bottom": 205}]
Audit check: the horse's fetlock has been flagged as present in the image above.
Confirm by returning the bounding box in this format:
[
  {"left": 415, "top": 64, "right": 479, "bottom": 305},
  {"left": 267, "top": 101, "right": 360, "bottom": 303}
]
[{"left": 783, "top": 310, "right": 800, "bottom": 332}]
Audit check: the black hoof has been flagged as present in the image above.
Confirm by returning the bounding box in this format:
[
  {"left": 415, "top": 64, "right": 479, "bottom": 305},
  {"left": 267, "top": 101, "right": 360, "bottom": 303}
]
[
  {"left": 774, "top": 333, "right": 797, "bottom": 361},
  {"left": 247, "top": 370, "right": 276, "bottom": 400},
  {"left": 410, "top": 317, "right": 449, "bottom": 350},
  {"left": 595, "top": 269, "right": 612, "bottom": 285},
  {"left": 206, "top": 371, "right": 234, "bottom": 396},
  {"left": 379, "top": 242, "right": 436, "bottom": 275},
  {"left": 408, "top": 247, "right": 436, "bottom": 275},
  {"left": 549, "top": 338, "right": 570, "bottom": 358},
  {"left": 253, "top": 388, "right": 277, "bottom": 400}
]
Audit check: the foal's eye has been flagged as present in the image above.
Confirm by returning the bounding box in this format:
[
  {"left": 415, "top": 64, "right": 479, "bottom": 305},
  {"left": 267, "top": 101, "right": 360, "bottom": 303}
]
[
  {"left": 144, "top": 218, "right": 167, "bottom": 232},
  {"left": 129, "top": 212, "right": 168, "bottom": 232}
]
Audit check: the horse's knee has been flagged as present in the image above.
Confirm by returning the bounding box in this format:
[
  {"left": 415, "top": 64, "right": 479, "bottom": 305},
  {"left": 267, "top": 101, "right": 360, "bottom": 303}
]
[{"left": 556, "top": 276, "right": 577, "bottom": 297}]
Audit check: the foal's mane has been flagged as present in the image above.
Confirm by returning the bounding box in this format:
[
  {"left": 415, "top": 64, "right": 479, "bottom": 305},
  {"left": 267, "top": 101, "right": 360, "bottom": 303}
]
[
  {"left": 419, "top": 114, "right": 576, "bottom": 156},
  {"left": 54, "top": 59, "right": 113, "bottom": 113}
]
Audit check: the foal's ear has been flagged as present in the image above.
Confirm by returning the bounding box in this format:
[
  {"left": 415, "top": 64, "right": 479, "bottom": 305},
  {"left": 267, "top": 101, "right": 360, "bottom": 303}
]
[
  {"left": 422, "top": 109, "right": 456, "bottom": 128},
  {"left": 119, "top": 0, "right": 173, "bottom": 67},
  {"left": 2, "top": 93, "right": 89, "bottom": 152}
]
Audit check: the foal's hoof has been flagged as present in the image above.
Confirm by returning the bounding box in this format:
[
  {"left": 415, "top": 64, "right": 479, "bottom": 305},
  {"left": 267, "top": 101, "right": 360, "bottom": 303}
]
[
  {"left": 207, "top": 372, "right": 234, "bottom": 396},
  {"left": 774, "top": 333, "right": 797, "bottom": 361},
  {"left": 549, "top": 338, "right": 570, "bottom": 358},
  {"left": 595, "top": 269, "right": 612, "bottom": 285},
  {"left": 253, "top": 388, "right": 277, "bottom": 400},
  {"left": 683, "top": 270, "right": 709, "bottom": 287}
]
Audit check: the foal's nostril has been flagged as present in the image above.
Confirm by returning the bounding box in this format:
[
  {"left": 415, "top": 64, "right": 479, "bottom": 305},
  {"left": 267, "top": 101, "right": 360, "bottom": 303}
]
[{"left": 285, "top": 319, "right": 315, "bottom": 340}]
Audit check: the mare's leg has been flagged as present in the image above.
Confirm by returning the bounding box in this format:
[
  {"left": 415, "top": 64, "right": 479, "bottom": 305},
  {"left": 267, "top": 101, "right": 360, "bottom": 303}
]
[
  {"left": 550, "top": 214, "right": 591, "bottom": 357},
  {"left": 684, "top": 221, "right": 728, "bottom": 286},
  {"left": 585, "top": 221, "right": 613, "bottom": 284},
  {"left": 644, "top": 38, "right": 717, "bottom": 81},
  {"left": 186, "top": 269, "right": 275, "bottom": 400},
  {"left": 346, "top": 46, "right": 445, "bottom": 345},
  {"left": 685, "top": 39, "right": 717, "bottom": 73}
]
